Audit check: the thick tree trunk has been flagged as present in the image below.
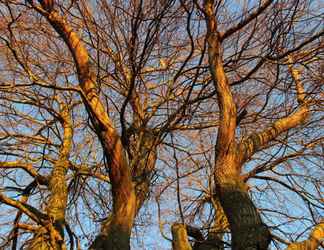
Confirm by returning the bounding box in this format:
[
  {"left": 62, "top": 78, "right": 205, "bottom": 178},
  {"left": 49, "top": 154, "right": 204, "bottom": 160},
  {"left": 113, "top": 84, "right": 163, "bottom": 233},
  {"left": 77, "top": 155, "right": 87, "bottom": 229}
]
[
  {"left": 213, "top": 152, "right": 270, "bottom": 250},
  {"left": 89, "top": 209, "right": 135, "bottom": 250},
  {"left": 215, "top": 176, "right": 270, "bottom": 250},
  {"left": 89, "top": 134, "right": 136, "bottom": 250},
  {"left": 201, "top": 2, "right": 309, "bottom": 249},
  {"left": 89, "top": 139, "right": 157, "bottom": 250}
]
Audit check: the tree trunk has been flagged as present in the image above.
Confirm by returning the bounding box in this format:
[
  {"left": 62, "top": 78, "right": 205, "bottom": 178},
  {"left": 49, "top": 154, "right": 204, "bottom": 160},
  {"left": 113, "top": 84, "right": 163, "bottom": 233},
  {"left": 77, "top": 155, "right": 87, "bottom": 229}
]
[
  {"left": 215, "top": 175, "right": 270, "bottom": 250},
  {"left": 172, "top": 223, "right": 192, "bottom": 250},
  {"left": 203, "top": 1, "right": 272, "bottom": 248},
  {"left": 89, "top": 138, "right": 157, "bottom": 250},
  {"left": 213, "top": 150, "right": 270, "bottom": 250},
  {"left": 27, "top": 104, "right": 72, "bottom": 250},
  {"left": 89, "top": 134, "right": 136, "bottom": 250}
]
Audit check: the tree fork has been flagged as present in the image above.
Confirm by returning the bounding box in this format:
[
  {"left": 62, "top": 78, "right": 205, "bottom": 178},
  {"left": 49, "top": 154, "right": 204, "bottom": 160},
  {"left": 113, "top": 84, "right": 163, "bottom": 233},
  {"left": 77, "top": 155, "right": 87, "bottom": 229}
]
[{"left": 203, "top": 0, "right": 271, "bottom": 248}]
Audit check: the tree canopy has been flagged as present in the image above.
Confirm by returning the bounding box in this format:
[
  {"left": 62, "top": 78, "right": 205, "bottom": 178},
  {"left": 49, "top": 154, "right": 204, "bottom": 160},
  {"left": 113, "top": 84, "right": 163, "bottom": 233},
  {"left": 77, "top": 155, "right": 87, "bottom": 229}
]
[{"left": 0, "top": 1, "right": 323, "bottom": 249}]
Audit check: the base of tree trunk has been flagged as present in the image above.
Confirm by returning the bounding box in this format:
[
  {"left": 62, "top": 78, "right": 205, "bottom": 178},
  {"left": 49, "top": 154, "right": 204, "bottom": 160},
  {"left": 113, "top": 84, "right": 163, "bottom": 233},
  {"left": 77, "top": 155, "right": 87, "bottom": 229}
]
[
  {"left": 217, "top": 182, "right": 270, "bottom": 250},
  {"left": 89, "top": 224, "right": 131, "bottom": 250}
]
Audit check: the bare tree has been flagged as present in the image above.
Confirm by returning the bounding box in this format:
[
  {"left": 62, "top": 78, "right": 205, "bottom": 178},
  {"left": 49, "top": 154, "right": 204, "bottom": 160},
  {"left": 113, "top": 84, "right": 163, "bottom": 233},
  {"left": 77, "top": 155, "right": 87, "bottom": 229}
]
[{"left": 0, "top": 0, "right": 323, "bottom": 250}]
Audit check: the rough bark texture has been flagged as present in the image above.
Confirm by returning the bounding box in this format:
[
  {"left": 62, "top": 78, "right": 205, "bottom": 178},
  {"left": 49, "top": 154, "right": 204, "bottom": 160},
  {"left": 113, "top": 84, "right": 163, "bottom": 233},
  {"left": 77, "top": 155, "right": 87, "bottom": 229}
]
[
  {"left": 20, "top": 2, "right": 312, "bottom": 250},
  {"left": 203, "top": 1, "right": 271, "bottom": 249},
  {"left": 215, "top": 180, "right": 270, "bottom": 250},
  {"left": 201, "top": 1, "right": 312, "bottom": 249},
  {"left": 26, "top": 102, "right": 72, "bottom": 250},
  {"left": 32, "top": 6, "right": 137, "bottom": 249}
]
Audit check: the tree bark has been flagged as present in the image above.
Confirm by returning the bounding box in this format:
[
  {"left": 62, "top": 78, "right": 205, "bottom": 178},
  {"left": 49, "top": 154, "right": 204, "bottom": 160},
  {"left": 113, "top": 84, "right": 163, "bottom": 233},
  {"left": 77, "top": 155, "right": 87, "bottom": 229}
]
[
  {"left": 32, "top": 6, "right": 137, "bottom": 249},
  {"left": 203, "top": 1, "right": 271, "bottom": 249},
  {"left": 172, "top": 223, "right": 192, "bottom": 250},
  {"left": 202, "top": 2, "right": 311, "bottom": 249},
  {"left": 27, "top": 102, "right": 72, "bottom": 250},
  {"left": 286, "top": 220, "right": 324, "bottom": 250},
  {"left": 214, "top": 177, "right": 270, "bottom": 250}
]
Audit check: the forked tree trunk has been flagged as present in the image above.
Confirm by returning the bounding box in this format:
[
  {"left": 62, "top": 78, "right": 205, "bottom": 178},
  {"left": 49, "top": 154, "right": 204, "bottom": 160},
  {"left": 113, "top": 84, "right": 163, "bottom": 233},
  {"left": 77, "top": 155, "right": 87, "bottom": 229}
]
[
  {"left": 202, "top": 1, "right": 310, "bottom": 249},
  {"left": 90, "top": 140, "right": 157, "bottom": 250},
  {"left": 30, "top": 6, "right": 138, "bottom": 249},
  {"left": 202, "top": 0, "right": 271, "bottom": 248}
]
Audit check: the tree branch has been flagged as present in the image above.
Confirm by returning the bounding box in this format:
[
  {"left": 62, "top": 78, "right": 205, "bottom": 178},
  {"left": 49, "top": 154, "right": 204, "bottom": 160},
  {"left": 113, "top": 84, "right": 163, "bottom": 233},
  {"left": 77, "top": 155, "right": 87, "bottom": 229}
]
[
  {"left": 204, "top": 0, "right": 237, "bottom": 156},
  {"left": 286, "top": 219, "right": 324, "bottom": 250},
  {"left": 46, "top": 101, "right": 73, "bottom": 227},
  {"left": 0, "top": 162, "right": 48, "bottom": 185},
  {"left": 239, "top": 57, "right": 310, "bottom": 163},
  {"left": 0, "top": 192, "right": 46, "bottom": 224},
  {"left": 221, "top": 0, "right": 273, "bottom": 41}
]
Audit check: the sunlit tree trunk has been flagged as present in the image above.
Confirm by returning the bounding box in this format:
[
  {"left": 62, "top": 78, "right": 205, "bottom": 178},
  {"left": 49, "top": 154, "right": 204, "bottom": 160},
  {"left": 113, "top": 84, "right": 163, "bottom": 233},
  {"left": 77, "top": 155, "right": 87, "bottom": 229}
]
[
  {"left": 90, "top": 138, "right": 157, "bottom": 250},
  {"left": 202, "top": 1, "right": 310, "bottom": 249},
  {"left": 28, "top": 101, "right": 72, "bottom": 250},
  {"left": 202, "top": 1, "right": 271, "bottom": 249},
  {"left": 30, "top": 4, "right": 157, "bottom": 249}
]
